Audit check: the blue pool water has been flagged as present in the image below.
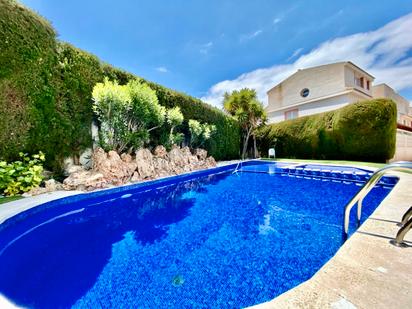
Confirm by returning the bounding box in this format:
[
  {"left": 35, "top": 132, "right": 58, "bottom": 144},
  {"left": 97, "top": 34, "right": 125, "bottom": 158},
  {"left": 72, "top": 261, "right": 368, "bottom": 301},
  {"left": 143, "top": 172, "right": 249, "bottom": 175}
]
[{"left": 0, "top": 162, "right": 397, "bottom": 308}]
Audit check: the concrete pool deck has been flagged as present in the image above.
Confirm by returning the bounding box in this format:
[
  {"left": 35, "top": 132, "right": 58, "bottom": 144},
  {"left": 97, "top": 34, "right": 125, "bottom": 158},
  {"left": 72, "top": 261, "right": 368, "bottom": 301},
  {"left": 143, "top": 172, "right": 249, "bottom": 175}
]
[
  {"left": 0, "top": 161, "right": 411, "bottom": 308},
  {"left": 250, "top": 170, "right": 412, "bottom": 309},
  {"left": 0, "top": 190, "right": 83, "bottom": 224}
]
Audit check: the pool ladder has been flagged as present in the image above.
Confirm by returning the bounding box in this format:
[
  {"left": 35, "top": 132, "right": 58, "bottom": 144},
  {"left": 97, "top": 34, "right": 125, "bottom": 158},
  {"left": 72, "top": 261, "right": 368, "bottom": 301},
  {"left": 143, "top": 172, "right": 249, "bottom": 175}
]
[
  {"left": 342, "top": 161, "right": 412, "bottom": 247},
  {"left": 391, "top": 206, "right": 412, "bottom": 247},
  {"left": 232, "top": 159, "right": 243, "bottom": 174}
]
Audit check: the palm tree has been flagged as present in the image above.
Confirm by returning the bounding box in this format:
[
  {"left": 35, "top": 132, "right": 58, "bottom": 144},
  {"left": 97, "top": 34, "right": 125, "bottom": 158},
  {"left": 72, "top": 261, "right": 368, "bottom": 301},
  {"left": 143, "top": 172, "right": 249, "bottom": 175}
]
[{"left": 223, "top": 88, "right": 266, "bottom": 159}]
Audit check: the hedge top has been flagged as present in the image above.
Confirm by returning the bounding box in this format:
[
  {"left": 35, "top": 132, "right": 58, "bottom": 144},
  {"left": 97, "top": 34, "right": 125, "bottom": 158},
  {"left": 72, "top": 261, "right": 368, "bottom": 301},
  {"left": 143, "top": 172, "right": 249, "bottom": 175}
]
[{"left": 258, "top": 99, "right": 397, "bottom": 162}]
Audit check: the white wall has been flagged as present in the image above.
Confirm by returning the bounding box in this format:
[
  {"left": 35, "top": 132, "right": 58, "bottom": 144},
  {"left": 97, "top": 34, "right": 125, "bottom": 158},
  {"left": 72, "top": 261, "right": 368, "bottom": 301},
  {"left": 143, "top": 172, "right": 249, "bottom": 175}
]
[
  {"left": 372, "top": 84, "right": 411, "bottom": 119},
  {"left": 391, "top": 129, "right": 412, "bottom": 162},
  {"left": 267, "top": 63, "right": 346, "bottom": 111},
  {"left": 267, "top": 93, "right": 362, "bottom": 123}
]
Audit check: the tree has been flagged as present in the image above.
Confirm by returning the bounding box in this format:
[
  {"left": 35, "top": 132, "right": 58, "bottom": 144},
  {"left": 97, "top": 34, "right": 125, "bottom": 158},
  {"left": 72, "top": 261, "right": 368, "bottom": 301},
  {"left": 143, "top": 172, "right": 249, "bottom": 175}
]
[
  {"left": 127, "top": 80, "right": 166, "bottom": 150},
  {"left": 166, "top": 107, "right": 184, "bottom": 147},
  {"left": 92, "top": 78, "right": 166, "bottom": 152},
  {"left": 223, "top": 88, "right": 266, "bottom": 159},
  {"left": 92, "top": 79, "right": 131, "bottom": 152}
]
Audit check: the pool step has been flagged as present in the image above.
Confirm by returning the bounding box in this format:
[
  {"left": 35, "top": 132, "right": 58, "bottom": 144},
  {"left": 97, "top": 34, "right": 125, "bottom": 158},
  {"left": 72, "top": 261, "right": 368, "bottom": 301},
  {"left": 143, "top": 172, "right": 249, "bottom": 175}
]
[{"left": 275, "top": 166, "right": 398, "bottom": 187}]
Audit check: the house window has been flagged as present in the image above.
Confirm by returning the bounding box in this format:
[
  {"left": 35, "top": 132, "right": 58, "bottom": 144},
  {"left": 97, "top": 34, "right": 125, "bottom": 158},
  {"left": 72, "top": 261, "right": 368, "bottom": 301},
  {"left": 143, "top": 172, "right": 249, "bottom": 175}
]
[
  {"left": 355, "top": 76, "right": 364, "bottom": 88},
  {"left": 366, "top": 80, "right": 370, "bottom": 90},
  {"left": 285, "top": 109, "right": 298, "bottom": 120},
  {"left": 300, "top": 88, "right": 310, "bottom": 97}
]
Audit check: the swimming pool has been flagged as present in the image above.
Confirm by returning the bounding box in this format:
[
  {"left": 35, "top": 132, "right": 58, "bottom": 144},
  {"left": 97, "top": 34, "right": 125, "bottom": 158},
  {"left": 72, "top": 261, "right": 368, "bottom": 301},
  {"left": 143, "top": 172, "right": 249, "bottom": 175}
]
[{"left": 0, "top": 161, "right": 398, "bottom": 308}]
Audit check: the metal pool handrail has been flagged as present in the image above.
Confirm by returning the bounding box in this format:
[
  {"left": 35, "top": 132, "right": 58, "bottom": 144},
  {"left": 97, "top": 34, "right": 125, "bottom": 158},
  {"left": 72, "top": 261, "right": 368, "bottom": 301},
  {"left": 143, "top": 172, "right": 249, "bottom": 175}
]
[
  {"left": 343, "top": 161, "right": 412, "bottom": 240},
  {"left": 390, "top": 212, "right": 412, "bottom": 247}
]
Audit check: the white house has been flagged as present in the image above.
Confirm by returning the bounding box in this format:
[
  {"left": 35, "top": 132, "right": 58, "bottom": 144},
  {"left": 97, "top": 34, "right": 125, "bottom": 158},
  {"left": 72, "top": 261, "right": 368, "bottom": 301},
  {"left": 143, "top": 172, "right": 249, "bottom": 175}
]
[{"left": 265, "top": 61, "right": 412, "bottom": 161}]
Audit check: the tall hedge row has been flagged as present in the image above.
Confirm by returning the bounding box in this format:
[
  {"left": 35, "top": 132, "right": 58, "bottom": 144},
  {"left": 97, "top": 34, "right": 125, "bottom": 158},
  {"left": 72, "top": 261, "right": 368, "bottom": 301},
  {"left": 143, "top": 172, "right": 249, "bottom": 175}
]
[
  {"left": 0, "top": 0, "right": 59, "bottom": 165},
  {"left": 258, "top": 99, "right": 397, "bottom": 162},
  {"left": 0, "top": 0, "right": 240, "bottom": 171}
]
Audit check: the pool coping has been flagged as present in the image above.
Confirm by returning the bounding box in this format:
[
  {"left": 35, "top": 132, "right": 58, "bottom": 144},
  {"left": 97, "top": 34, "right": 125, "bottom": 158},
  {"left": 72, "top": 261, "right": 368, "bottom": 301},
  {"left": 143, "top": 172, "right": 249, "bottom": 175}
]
[
  {"left": 248, "top": 168, "right": 412, "bottom": 309},
  {"left": 1, "top": 160, "right": 410, "bottom": 308}
]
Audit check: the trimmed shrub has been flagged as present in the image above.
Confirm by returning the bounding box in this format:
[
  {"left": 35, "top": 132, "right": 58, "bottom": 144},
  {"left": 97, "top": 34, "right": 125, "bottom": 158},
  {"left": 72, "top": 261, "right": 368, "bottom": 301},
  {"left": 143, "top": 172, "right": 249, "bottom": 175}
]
[
  {"left": 0, "top": 0, "right": 240, "bottom": 170},
  {"left": 257, "top": 99, "right": 397, "bottom": 162}
]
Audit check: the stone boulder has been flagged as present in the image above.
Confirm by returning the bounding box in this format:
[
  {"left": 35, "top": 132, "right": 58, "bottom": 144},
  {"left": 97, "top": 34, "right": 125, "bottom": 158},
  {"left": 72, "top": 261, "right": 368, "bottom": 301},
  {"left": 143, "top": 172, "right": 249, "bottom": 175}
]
[
  {"left": 121, "top": 153, "right": 138, "bottom": 176},
  {"left": 65, "top": 164, "right": 84, "bottom": 176},
  {"left": 181, "top": 146, "right": 192, "bottom": 158},
  {"left": 45, "top": 179, "right": 64, "bottom": 191},
  {"left": 61, "top": 146, "right": 217, "bottom": 192},
  {"left": 93, "top": 148, "right": 136, "bottom": 184},
  {"left": 188, "top": 153, "right": 199, "bottom": 165},
  {"left": 205, "top": 156, "right": 217, "bottom": 168},
  {"left": 194, "top": 148, "right": 208, "bottom": 161},
  {"left": 153, "top": 157, "right": 171, "bottom": 178},
  {"left": 168, "top": 147, "right": 188, "bottom": 167},
  {"left": 63, "top": 171, "right": 106, "bottom": 191},
  {"left": 63, "top": 148, "right": 139, "bottom": 190},
  {"left": 181, "top": 146, "right": 199, "bottom": 168},
  {"left": 120, "top": 153, "right": 133, "bottom": 163},
  {"left": 131, "top": 171, "right": 141, "bottom": 182},
  {"left": 23, "top": 179, "right": 64, "bottom": 196},
  {"left": 153, "top": 145, "right": 167, "bottom": 158},
  {"left": 135, "top": 148, "right": 154, "bottom": 179},
  {"left": 92, "top": 147, "right": 110, "bottom": 173}
]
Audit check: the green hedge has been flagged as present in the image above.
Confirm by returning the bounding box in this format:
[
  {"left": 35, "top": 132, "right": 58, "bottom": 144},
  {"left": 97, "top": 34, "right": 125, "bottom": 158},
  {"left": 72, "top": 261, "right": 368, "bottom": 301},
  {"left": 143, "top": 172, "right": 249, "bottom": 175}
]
[
  {"left": 0, "top": 0, "right": 58, "bottom": 166},
  {"left": 143, "top": 81, "right": 240, "bottom": 159},
  {"left": 0, "top": 0, "right": 240, "bottom": 170},
  {"left": 54, "top": 43, "right": 104, "bottom": 160},
  {"left": 257, "top": 99, "right": 397, "bottom": 162}
]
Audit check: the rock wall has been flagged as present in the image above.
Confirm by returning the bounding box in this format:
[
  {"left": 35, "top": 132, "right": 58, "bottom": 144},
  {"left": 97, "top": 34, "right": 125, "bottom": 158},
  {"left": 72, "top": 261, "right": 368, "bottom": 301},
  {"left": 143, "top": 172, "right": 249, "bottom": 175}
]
[{"left": 63, "top": 146, "right": 217, "bottom": 191}]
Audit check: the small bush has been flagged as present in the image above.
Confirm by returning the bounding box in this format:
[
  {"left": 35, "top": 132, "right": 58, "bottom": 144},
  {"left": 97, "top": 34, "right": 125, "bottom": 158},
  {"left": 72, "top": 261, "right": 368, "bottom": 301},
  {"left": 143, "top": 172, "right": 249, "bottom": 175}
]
[
  {"left": 0, "top": 152, "right": 45, "bottom": 196},
  {"left": 257, "top": 99, "right": 397, "bottom": 162},
  {"left": 189, "top": 120, "right": 217, "bottom": 148}
]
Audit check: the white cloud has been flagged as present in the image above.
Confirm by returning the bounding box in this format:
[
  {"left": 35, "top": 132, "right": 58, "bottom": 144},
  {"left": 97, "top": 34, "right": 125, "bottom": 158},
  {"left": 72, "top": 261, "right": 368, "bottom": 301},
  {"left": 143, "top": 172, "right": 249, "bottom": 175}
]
[
  {"left": 272, "top": 3, "right": 301, "bottom": 28},
  {"left": 240, "top": 29, "right": 263, "bottom": 42},
  {"left": 201, "top": 13, "right": 412, "bottom": 107},
  {"left": 287, "top": 47, "right": 303, "bottom": 61},
  {"left": 273, "top": 18, "right": 282, "bottom": 25},
  {"left": 155, "top": 66, "right": 168, "bottom": 73},
  {"left": 200, "top": 41, "right": 213, "bottom": 54}
]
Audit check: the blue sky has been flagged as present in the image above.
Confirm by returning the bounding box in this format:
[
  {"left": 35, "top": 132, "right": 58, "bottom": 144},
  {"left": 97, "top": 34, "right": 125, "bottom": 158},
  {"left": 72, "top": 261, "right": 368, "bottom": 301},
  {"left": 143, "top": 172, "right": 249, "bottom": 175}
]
[{"left": 21, "top": 0, "right": 412, "bottom": 106}]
